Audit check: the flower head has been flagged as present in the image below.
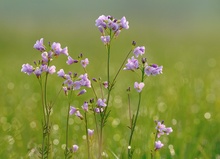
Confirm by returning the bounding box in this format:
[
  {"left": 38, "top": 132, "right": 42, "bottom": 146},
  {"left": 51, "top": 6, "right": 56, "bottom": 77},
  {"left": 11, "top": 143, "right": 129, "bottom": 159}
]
[
  {"left": 120, "top": 16, "right": 129, "bottom": 29},
  {"left": 79, "top": 73, "right": 91, "bottom": 88},
  {"left": 88, "top": 129, "right": 94, "bottom": 136},
  {"left": 77, "top": 89, "right": 87, "bottom": 96},
  {"left": 34, "top": 38, "right": 45, "bottom": 52},
  {"left": 134, "top": 82, "right": 145, "bottom": 93},
  {"left": 82, "top": 102, "right": 89, "bottom": 111},
  {"left": 145, "top": 64, "right": 163, "bottom": 76},
  {"left": 21, "top": 63, "right": 34, "bottom": 75},
  {"left": 66, "top": 56, "right": 78, "bottom": 65},
  {"left": 124, "top": 56, "right": 139, "bottom": 70},
  {"left": 101, "top": 36, "right": 110, "bottom": 45},
  {"left": 72, "top": 144, "right": 79, "bottom": 153},
  {"left": 97, "top": 98, "right": 107, "bottom": 107},
  {"left": 155, "top": 140, "right": 164, "bottom": 150},
  {"left": 61, "top": 47, "right": 69, "bottom": 56},
  {"left": 51, "top": 42, "right": 62, "bottom": 55},
  {"left": 155, "top": 121, "right": 173, "bottom": 138},
  {"left": 47, "top": 65, "right": 56, "bottom": 74},
  {"left": 75, "top": 110, "right": 83, "bottom": 120},
  {"left": 103, "top": 81, "right": 108, "bottom": 89},
  {"left": 133, "top": 46, "right": 145, "bottom": 57},
  {"left": 69, "top": 106, "right": 77, "bottom": 115},
  {"left": 81, "top": 58, "right": 89, "bottom": 68},
  {"left": 57, "top": 69, "right": 65, "bottom": 78}
]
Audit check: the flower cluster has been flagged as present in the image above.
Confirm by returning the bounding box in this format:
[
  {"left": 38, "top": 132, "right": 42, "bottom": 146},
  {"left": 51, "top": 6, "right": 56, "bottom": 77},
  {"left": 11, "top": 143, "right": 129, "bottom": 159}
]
[
  {"left": 123, "top": 45, "right": 163, "bottom": 93},
  {"left": 154, "top": 121, "right": 173, "bottom": 150},
  {"left": 95, "top": 15, "right": 129, "bottom": 45},
  {"left": 57, "top": 68, "right": 91, "bottom": 96},
  {"left": 21, "top": 38, "right": 78, "bottom": 78}
]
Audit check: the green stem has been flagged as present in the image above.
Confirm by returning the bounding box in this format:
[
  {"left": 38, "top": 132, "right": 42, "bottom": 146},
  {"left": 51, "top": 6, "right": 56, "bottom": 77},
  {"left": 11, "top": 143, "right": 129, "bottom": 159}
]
[
  {"left": 128, "top": 67, "right": 145, "bottom": 159},
  {"left": 65, "top": 90, "right": 73, "bottom": 158},
  {"left": 112, "top": 49, "right": 132, "bottom": 86},
  {"left": 65, "top": 103, "right": 70, "bottom": 159},
  {"left": 98, "top": 32, "right": 112, "bottom": 158},
  {"left": 44, "top": 73, "right": 50, "bottom": 159},
  {"left": 85, "top": 112, "right": 91, "bottom": 159}
]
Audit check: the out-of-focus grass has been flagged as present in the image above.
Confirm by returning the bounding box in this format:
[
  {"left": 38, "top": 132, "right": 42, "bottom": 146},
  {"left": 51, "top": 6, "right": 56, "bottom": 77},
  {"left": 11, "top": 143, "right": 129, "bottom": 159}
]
[{"left": 1, "top": 1, "right": 220, "bottom": 158}]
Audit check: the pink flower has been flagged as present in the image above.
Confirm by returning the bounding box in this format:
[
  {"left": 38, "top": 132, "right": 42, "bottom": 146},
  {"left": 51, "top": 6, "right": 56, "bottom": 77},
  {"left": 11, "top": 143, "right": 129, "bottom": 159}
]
[
  {"left": 81, "top": 58, "right": 89, "bottom": 68},
  {"left": 88, "top": 129, "right": 94, "bottom": 136},
  {"left": 57, "top": 69, "right": 65, "bottom": 78},
  {"left": 77, "top": 89, "right": 87, "bottom": 96},
  {"left": 82, "top": 102, "right": 89, "bottom": 111},
  {"left": 133, "top": 46, "right": 145, "bottom": 57},
  {"left": 72, "top": 144, "right": 79, "bottom": 152},
  {"left": 155, "top": 140, "right": 164, "bottom": 150},
  {"left": 100, "top": 36, "right": 110, "bottom": 45},
  {"left": 75, "top": 110, "right": 83, "bottom": 120},
  {"left": 34, "top": 38, "right": 45, "bottom": 52},
  {"left": 47, "top": 65, "right": 56, "bottom": 74},
  {"left": 124, "top": 56, "right": 139, "bottom": 70},
  {"left": 66, "top": 56, "right": 78, "bottom": 65},
  {"left": 21, "top": 63, "right": 34, "bottom": 75},
  {"left": 97, "top": 98, "right": 107, "bottom": 107},
  {"left": 69, "top": 106, "right": 77, "bottom": 115},
  {"left": 134, "top": 82, "right": 145, "bottom": 93},
  {"left": 145, "top": 64, "right": 163, "bottom": 76}
]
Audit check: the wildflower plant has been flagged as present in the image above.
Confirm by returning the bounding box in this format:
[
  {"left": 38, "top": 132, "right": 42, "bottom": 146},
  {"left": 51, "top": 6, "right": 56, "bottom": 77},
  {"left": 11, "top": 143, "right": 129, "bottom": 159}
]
[{"left": 21, "top": 15, "right": 173, "bottom": 159}]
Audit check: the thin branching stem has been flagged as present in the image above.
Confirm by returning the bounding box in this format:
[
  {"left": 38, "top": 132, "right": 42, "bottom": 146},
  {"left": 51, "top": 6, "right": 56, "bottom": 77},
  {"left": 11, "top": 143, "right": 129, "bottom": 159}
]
[{"left": 128, "top": 67, "right": 145, "bottom": 159}]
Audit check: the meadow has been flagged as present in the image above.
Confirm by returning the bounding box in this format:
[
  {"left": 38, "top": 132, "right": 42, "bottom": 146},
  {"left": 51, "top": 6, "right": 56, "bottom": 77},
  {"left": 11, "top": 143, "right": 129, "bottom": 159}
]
[{"left": 1, "top": 1, "right": 220, "bottom": 158}]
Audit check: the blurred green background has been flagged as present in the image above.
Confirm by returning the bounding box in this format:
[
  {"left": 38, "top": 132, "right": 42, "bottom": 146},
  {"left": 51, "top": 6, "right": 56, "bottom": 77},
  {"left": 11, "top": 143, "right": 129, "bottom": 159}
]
[{"left": 1, "top": 0, "right": 220, "bottom": 158}]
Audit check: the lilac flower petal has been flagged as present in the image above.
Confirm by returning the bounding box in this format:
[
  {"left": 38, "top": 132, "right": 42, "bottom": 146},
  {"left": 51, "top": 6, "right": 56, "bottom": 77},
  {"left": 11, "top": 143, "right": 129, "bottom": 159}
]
[
  {"left": 124, "top": 56, "right": 139, "bottom": 70},
  {"left": 88, "top": 129, "right": 94, "bottom": 136},
  {"left": 100, "top": 36, "right": 110, "bottom": 45},
  {"left": 134, "top": 82, "right": 145, "bottom": 93},
  {"left": 133, "top": 46, "right": 145, "bottom": 57},
  {"left": 34, "top": 38, "right": 45, "bottom": 51},
  {"left": 81, "top": 58, "right": 89, "bottom": 68},
  {"left": 69, "top": 106, "right": 77, "bottom": 115},
  {"left": 97, "top": 98, "right": 107, "bottom": 107},
  {"left": 72, "top": 144, "right": 79, "bottom": 152},
  {"left": 155, "top": 141, "right": 164, "bottom": 150},
  {"left": 48, "top": 65, "right": 56, "bottom": 74},
  {"left": 21, "top": 63, "right": 34, "bottom": 75},
  {"left": 57, "top": 69, "right": 65, "bottom": 78}
]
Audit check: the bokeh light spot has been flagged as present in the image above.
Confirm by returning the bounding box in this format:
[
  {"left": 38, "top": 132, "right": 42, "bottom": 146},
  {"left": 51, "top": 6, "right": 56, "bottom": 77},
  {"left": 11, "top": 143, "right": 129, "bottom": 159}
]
[{"left": 204, "top": 112, "right": 211, "bottom": 120}]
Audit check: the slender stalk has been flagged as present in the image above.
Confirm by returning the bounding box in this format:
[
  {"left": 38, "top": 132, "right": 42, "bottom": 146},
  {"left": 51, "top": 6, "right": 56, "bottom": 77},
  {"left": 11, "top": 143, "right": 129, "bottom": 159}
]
[
  {"left": 128, "top": 92, "right": 142, "bottom": 159},
  {"left": 85, "top": 112, "right": 91, "bottom": 159},
  {"left": 112, "top": 49, "right": 132, "bottom": 86},
  {"left": 38, "top": 78, "right": 46, "bottom": 124},
  {"left": 98, "top": 32, "right": 112, "bottom": 159},
  {"left": 65, "top": 90, "right": 73, "bottom": 158},
  {"left": 65, "top": 103, "right": 71, "bottom": 159},
  {"left": 38, "top": 77, "right": 47, "bottom": 159},
  {"left": 128, "top": 67, "right": 145, "bottom": 159},
  {"left": 44, "top": 73, "right": 50, "bottom": 159}
]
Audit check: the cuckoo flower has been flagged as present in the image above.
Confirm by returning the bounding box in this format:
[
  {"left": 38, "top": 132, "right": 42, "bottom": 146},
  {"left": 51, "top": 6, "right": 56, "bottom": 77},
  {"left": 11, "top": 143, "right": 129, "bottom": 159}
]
[
  {"left": 97, "top": 98, "right": 107, "bottom": 107},
  {"left": 34, "top": 38, "right": 45, "bottom": 52},
  {"left": 134, "top": 82, "right": 145, "bottom": 93},
  {"left": 133, "top": 46, "right": 145, "bottom": 57},
  {"left": 81, "top": 58, "right": 89, "bottom": 68},
  {"left": 145, "top": 64, "right": 163, "bottom": 76},
  {"left": 155, "top": 141, "right": 164, "bottom": 150},
  {"left": 100, "top": 36, "right": 110, "bottom": 45},
  {"left": 124, "top": 56, "right": 139, "bottom": 70},
  {"left": 21, "top": 63, "right": 34, "bottom": 75}
]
